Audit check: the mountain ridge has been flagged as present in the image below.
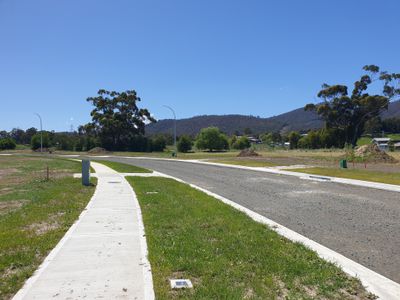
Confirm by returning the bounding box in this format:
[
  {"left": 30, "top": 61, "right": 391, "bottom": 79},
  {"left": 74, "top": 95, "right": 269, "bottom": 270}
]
[{"left": 146, "top": 100, "right": 400, "bottom": 136}]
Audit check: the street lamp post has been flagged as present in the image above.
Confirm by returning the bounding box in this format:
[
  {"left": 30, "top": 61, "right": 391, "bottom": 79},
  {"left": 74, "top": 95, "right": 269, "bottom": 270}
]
[
  {"left": 163, "top": 105, "right": 177, "bottom": 156},
  {"left": 34, "top": 113, "right": 43, "bottom": 153}
]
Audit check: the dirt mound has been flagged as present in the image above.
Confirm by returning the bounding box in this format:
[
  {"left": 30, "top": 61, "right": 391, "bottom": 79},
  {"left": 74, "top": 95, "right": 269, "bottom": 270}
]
[
  {"left": 33, "top": 148, "right": 54, "bottom": 153},
  {"left": 354, "top": 144, "right": 397, "bottom": 163},
  {"left": 237, "top": 149, "right": 260, "bottom": 157},
  {"left": 87, "top": 147, "right": 109, "bottom": 154}
]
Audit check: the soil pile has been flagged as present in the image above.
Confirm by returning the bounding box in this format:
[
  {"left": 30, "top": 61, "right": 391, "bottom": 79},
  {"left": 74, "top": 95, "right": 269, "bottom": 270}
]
[
  {"left": 237, "top": 149, "right": 260, "bottom": 157},
  {"left": 354, "top": 144, "right": 397, "bottom": 163},
  {"left": 88, "top": 147, "right": 109, "bottom": 154}
]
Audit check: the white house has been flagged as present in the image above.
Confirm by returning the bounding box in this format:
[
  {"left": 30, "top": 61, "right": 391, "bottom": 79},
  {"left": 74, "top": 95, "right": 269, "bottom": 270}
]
[{"left": 372, "top": 137, "right": 391, "bottom": 151}]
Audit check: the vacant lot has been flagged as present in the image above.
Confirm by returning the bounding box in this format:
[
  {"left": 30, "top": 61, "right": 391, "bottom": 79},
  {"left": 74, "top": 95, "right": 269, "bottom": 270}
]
[
  {"left": 0, "top": 156, "right": 96, "bottom": 299},
  {"left": 128, "top": 176, "right": 375, "bottom": 299}
]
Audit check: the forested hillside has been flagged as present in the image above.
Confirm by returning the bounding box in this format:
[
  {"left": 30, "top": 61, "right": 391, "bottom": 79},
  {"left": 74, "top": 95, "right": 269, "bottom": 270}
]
[{"left": 146, "top": 100, "right": 400, "bottom": 136}]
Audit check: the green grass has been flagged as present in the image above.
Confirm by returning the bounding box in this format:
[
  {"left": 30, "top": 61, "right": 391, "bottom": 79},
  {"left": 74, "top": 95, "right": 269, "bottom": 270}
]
[
  {"left": 357, "top": 137, "right": 372, "bottom": 146},
  {"left": 92, "top": 160, "right": 152, "bottom": 173},
  {"left": 0, "top": 156, "right": 96, "bottom": 299},
  {"left": 207, "top": 159, "right": 278, "bottom": 167},
  {"left": 127, "top": 176, "right": 374, "bottom": 299},
  {"left": 288, "top": 167, "right": 400, "bottom": 185},
  {"left": 387, "top": 133, "right": 400, "bottom": 140}
]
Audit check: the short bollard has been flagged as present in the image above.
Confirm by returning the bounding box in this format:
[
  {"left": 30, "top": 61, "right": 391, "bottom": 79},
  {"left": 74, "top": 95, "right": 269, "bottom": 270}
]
[{"left": 82, "top": 159, "right": 91, "bottom": 186}]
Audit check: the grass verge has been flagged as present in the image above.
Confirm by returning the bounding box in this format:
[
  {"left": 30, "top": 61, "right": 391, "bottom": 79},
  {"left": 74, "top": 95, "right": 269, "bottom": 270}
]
[
  {"left": 92, "top": 160, "right": 152, "bottom": 173},
  {"left": 0, "top": 156, "right": 96, "bottom": 299},
  {"left": 127, "top": 176, "right": 374, "bottom": 299},
  {"left": 288, "top": 167, "right": 400, "bottom": 185}
]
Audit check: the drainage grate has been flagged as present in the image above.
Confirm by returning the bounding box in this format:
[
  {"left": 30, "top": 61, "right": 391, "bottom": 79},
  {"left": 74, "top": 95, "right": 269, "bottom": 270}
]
[
  {"left": 170, "top": 279, "right": 193, "bottom": 289},
  {"left": 309, "top": 175, "right": 331, "bottom": 181},
  {"left": 108, "top": 181, "right": 122, "bottom": 184}
]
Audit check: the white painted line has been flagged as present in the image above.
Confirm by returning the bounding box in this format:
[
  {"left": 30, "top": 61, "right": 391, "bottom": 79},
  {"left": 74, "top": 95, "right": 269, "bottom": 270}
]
[{"left": 149, "top": 171, "right": 400, "bottom": 300}]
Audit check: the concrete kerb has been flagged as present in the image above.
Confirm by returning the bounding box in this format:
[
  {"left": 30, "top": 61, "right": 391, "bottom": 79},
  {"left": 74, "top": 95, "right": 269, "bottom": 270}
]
[{"left": 145, "top": 170, "right": 400, "bottom": 300}]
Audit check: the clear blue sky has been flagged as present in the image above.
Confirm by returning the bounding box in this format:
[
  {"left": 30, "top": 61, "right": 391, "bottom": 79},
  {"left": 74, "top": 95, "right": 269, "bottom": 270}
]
[{"left": 1, "top": 0, "right": 400, "bottom": 131}]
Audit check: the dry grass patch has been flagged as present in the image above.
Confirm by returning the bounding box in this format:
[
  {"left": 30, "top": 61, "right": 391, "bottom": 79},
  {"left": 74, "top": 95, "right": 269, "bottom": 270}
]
[{"left": 0, "top": 200, "right": 28, "bottom": 215}]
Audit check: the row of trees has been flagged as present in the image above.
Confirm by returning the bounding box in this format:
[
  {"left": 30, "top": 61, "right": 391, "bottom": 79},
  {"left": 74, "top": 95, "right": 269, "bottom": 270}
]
[
  {"left": 2, "top": 122, "right": 395, "bottom": 153},
  {"left": 2, "top": 67, "right": 399, "bottom": 153},
  {"left": 364, "top": 117, "right": 400, "bottom": 135}
]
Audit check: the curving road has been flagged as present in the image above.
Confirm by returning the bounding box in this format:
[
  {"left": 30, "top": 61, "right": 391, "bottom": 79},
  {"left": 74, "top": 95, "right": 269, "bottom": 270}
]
[{"left": 94, "top": 157, "right": 400, "bottom": 283}]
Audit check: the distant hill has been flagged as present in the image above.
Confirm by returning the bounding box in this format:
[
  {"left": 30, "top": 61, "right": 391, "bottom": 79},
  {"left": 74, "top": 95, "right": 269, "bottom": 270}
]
[{"left": 146, "top": 100, "right": 400, "bottom": 136}]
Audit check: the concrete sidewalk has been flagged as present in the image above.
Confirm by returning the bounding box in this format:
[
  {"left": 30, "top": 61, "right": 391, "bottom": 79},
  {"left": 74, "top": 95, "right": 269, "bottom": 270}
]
[{"left": 13, "top": 162, "right": 154, "bottom": 300}]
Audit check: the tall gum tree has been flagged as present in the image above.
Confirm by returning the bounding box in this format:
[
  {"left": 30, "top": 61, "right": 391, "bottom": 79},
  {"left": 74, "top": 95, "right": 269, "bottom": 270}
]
[
  {"left": 305, "top": 65, "right": 400, "bottom": 146},
  {"left": 83, "top": 89, "right": 156, "bottom": 150}
]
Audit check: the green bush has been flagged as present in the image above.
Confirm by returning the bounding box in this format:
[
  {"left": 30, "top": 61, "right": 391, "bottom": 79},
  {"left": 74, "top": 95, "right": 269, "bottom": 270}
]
[
  {"left": 388, "top": 141, "right": 395, "bottom": 152},
  {"left": 288, "top": 131, "right": 301, "bottom": 149},
  {"left": 177, "top": 135, "right": 193, "bottom": 153},
  {"left": 31, "top": 133, "right": 50, "bottom": 150},
  {"left": 0, "top": 138, "right": 16, "bottom": 150},
  {"left": 231, "top": 136, "right": 250, "bottom": 150},
  {"left": 195, "top": 127, "right": 229, "bottom": 151},
  {"left": 150, "top": 135, "right": 167, "bottom": 152}
]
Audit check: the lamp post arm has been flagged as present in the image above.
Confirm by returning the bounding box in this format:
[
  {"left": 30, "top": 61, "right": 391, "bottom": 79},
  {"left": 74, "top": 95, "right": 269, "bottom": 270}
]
[
  {"left": 34, "top": 113, "right": 43, "bottom": 153},
  {"left": 162, "top": 105, "right": 177, "bottom": 155}
]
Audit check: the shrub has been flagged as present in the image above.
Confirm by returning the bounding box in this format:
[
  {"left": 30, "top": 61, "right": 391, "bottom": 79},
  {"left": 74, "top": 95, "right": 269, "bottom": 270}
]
[
  {"left": 177, "top": 135, "right": 193, "bottom": 153},
  {"left": 150, "top": 135, "right": 167, "bottom": 152},
  {"left": 0, "top": 138, "right": 16, "bottom": 150},
  {"left": 288, "top": 131, "right": 301, "bottom": 149},
  {"left": 31, "top": 133, "right": 49, "bottom": 150},
  {"left": 231, "top": 136, "right": 250, "bottom": 150},
  {"left": 195, "top": 127, "right": 229, "bottom": 151}
]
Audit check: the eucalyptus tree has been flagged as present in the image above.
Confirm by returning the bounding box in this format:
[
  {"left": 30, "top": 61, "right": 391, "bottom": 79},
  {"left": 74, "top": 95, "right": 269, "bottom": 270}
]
[
  {"left": 85, "top": 89, "right": 155, "bottom": 150},
  {"left": 305, "top": 65, "right": 400, "bottom": 146}
]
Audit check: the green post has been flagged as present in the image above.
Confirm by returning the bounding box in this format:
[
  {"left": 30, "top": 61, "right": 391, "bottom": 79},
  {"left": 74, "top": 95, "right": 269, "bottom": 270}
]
[{"left": 339, "top": 159, "right": 347, "bottom": 169}]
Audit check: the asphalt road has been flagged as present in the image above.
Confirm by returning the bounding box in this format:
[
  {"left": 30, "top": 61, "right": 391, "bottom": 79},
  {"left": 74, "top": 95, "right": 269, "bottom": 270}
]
[{"left": 97, "top": 157, "right": 400, "bottom": 283}]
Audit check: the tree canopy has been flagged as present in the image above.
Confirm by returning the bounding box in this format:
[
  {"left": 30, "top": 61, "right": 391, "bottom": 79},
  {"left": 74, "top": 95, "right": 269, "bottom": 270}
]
[
  {"left": 83, "top": 89, "right": 156, "bottom": 150},
  {"left": 177, "top": 135, "right": 193, "bottom": 153},
  {"left": 305, "top": 65, "right": 400, "bottom": 146},
  {"left": 195, "top": 127, "right": 229, "bottom": 152}
]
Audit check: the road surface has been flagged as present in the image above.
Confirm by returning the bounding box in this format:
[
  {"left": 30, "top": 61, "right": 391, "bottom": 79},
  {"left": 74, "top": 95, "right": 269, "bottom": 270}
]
[{"left": 95, "top": 157, "right": 400, "bottom": 283}]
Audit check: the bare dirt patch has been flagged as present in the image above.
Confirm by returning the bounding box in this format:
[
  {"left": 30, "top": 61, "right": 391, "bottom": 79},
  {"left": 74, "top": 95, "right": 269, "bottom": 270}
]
[
  {"left": 0, "top": 168, "right": 18, "bottom": 179},
  {"left": 25, "top": 221, "right": 60, "bottom": 235},
  {"left": 0, "top": 200, "right": 28, "bottom": 215},
  {"left": 24, "top": 213, "right": 64, "bottom": 235},
  {"left": 237, "top": 149, "right": 260, "bottom": 157},
  {"left": 0, "top": 187, "right": 13, "bottom": 196},
  {"left": 274, "top": 278, "right": 289, "bottom": 300},
  {"left": 88, "top": 147, "right": 109, "bottom": 154}
]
